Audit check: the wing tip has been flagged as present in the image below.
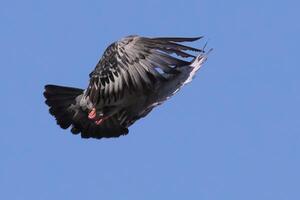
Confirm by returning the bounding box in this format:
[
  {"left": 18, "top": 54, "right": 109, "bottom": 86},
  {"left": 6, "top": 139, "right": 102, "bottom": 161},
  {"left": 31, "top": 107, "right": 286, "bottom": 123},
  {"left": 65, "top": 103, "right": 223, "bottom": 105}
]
[{"left": 152, "top": 36, "right": 204, "bottom": 42}]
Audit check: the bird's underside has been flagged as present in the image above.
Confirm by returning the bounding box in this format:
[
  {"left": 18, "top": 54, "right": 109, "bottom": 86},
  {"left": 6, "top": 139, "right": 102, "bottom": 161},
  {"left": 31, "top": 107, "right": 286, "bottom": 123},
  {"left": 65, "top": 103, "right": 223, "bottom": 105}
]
[{"left": 44, "top": 35, "right": 210, "bottom": 139}]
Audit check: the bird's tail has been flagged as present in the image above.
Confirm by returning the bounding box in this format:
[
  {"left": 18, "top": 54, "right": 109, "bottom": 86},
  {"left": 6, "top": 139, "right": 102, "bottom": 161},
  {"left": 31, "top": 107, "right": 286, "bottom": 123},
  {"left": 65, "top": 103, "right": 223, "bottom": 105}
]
[{"left": 43, "top": 84, "right": 84, "bottom": 130}]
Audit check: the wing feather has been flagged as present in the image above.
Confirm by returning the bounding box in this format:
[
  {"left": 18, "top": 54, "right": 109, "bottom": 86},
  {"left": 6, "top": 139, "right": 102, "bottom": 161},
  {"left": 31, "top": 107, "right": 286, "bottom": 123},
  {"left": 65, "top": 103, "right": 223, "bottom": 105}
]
[{"left": 86, "top": 35, "right": 203, "bottom": 106}]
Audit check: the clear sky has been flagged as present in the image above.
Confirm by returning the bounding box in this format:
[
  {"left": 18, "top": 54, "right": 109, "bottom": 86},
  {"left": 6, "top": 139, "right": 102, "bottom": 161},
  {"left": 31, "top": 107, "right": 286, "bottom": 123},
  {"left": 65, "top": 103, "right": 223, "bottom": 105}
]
[{"left": 1, "top": 0, "right": 299, "bottom": 199}]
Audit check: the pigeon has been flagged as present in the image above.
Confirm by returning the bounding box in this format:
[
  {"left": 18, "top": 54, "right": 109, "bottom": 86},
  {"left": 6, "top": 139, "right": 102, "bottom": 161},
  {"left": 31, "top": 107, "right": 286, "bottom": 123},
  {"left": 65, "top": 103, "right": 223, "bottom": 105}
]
[{"left": 44, "top": 35, "right": 210, "bottom": 139}]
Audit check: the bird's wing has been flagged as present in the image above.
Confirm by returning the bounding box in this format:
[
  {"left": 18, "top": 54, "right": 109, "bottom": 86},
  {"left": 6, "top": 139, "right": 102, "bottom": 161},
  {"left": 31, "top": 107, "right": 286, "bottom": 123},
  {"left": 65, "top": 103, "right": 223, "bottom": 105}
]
[{"left": 86, "top": 35, "right": 204, "bottom": 105}]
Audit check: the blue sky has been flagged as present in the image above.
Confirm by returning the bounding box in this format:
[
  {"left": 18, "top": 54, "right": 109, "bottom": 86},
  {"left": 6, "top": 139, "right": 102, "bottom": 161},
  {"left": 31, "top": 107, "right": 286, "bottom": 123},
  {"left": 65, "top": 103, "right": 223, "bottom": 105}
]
[{"left": 1, "top": 0, "right": 299, "bottom": 199}]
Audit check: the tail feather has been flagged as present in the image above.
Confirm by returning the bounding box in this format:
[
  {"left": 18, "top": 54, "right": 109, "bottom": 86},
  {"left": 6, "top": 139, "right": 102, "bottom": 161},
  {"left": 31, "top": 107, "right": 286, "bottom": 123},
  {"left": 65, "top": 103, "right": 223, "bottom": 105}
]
[
  {"left": 44, "top": 85, "right": 84, "bottom": 129},
  {"left": 44, "top": 84, "right": 129, "bottom": 139}
]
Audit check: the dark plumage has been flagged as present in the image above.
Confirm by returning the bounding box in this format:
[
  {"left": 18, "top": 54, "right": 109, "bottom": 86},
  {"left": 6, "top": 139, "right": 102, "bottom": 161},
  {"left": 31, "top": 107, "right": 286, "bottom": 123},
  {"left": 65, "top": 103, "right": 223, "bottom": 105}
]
[{"left": 44, "top": 35, "right": 210, "bottom": 139}]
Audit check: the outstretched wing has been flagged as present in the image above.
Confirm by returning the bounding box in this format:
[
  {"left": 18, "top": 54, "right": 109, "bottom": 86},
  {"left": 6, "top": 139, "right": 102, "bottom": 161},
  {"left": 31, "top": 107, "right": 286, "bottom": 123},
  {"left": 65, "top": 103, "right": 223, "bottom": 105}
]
[{"left": 86, "top": 35, "right": 203, "bottom": 105}]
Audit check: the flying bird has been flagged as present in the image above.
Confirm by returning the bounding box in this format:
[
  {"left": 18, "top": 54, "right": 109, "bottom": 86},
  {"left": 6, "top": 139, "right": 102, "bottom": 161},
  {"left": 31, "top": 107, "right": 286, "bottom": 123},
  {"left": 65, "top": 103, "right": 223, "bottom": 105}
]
[{"left": 44, "top": 35, "right": 210, "bottom": 139}]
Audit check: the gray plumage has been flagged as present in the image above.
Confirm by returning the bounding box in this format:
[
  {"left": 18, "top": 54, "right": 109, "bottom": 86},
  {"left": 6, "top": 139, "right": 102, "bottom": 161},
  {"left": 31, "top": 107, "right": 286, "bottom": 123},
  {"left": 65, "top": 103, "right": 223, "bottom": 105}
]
[{"left": 44, "top": 35, "right": 210, "bottom": 139}]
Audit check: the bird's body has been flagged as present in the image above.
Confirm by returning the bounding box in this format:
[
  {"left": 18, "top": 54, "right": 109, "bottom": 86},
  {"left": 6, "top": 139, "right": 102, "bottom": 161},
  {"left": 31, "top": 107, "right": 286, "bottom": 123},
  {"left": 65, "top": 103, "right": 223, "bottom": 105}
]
[{"left": 44, "top": 35, "right": 209, "bottom": 139}]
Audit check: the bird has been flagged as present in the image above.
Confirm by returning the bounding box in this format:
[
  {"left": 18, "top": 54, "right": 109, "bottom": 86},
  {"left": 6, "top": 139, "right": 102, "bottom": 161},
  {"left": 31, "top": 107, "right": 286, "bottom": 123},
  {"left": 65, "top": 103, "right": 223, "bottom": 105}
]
[{"left": 43, "top": 35, "right": 210, "bottom": 139}]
